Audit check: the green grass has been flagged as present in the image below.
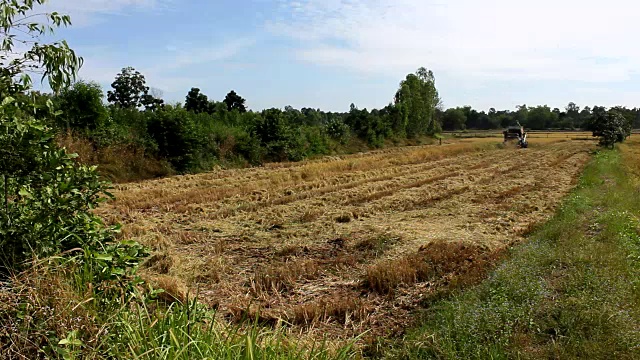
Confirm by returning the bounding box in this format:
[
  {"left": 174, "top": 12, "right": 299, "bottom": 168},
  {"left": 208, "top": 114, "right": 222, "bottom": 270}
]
[
  {"left": 1, "top": 256, "right": 358, "bottom": 360},
  {"left": 386, "top": 147, "right": 640, "bottom": 359}
]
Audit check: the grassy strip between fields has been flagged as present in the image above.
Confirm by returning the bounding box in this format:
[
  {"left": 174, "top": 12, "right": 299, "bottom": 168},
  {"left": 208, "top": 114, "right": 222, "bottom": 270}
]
[{"left": 385, "top": 144, "right": 640, "bottom": 359}]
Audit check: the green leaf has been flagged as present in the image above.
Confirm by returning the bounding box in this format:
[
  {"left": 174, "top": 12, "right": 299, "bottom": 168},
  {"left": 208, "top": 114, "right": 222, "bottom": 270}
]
[
  {"left": 2, "top": 96, "right": 15, "bottom": 105},
  {"left": 18, "top": 189, "right": 33, "bottom": 198},
  {"left": 58, "top": 338, "right": 83, "bottom": 346},
  {"left": 93, "top": 254, "right": 113, "bottom": 261}
]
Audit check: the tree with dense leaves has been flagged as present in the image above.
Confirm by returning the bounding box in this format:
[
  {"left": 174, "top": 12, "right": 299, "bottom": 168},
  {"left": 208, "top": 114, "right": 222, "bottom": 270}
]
[
  {"left": 255, "top": 108, "right": 291, "bottom": 161},
  {"left": 587, "top": 107, "right": 632, "bottom": 148},
  {"left": 394, "top": 67, "right": 441, "bottom": 137},
  {"left": 185, "top": 87, "right": 210, "bottom": 114},
  {"left": 442, "top": 108, "right": 467, "bottom": 131},
  {"left": 54, "top": 81, "right": 109, "bottom": 131},
  {"left": 527, "top": 105, "right": 557, "bottom": 130},
  {"left": 107, "top": 67, "right": 163, "bottom": 111},
  {"left": 107, "top": 67, "right": 147, "bottom": 108},
  {"left": 223, "top": 90, "right": 247, "bottom": 113}
]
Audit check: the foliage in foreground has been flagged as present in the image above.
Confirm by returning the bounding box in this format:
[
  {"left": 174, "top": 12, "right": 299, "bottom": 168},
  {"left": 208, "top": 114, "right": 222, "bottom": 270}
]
[
  {"left": 0, "top": 257, "right": 357, "bottom": 359},
  {"left": 388, "top": 146, "right": 640, "bottom": 359}
]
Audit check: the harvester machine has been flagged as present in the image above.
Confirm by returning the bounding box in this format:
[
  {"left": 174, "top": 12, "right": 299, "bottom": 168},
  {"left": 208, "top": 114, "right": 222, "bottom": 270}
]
[{"left": 502, "top": 122, "right": 528, "bottom": 148}]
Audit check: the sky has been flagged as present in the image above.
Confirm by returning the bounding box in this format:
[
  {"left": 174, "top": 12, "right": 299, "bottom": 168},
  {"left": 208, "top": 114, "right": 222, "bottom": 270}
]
[{"left": 30, "top": 0, "right": 640, "bottom": 112}]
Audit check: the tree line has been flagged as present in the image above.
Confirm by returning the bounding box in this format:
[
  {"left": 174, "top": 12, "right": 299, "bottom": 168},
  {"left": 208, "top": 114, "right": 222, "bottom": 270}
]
[
  {"left": 28, "top": 66, "right": 441, "bottom": 179},
  {"left": 440, "top": 103, "right": 640, "bottom": 132},
  {"left": 23, "top": 66, "right": 639, "bottom": 180}
]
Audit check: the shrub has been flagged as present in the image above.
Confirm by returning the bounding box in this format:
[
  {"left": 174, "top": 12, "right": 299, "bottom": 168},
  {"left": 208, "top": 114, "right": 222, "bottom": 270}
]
[
  {"left": 587, "top": 108, "right": 632, "bottom": 148},
  {"left": 325, "top": 117, "right": 351, "bottom": 144},
  {"left": 146, "top": 107, "right": 207, "bottom": 172},
  {"left": 53, "top": 81, "right": 109, "bottom": 132},
  {"left": 0, "top": 98, "right": 119, "bottom": 272}
]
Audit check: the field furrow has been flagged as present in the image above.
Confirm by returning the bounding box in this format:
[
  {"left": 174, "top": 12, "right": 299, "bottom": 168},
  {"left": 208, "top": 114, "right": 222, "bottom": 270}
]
[{"left": 98, "top": 138, "right": 595, "bottom": 340}]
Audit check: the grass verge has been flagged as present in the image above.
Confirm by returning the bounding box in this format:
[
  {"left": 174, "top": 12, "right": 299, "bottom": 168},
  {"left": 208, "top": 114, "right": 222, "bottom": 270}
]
[
  {"left": 386, "top": 143, "right": 640, "bottom": 359},
  {"left": 0, "top": 256, "right": 357, "bottom": 359}
]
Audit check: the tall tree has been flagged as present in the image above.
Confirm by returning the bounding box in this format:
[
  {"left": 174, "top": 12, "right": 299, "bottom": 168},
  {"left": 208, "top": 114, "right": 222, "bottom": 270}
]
[
  {"left": 107, "top": 67, "right": 162, "bottom": 110},
  {"left": 223, "top": 90, "right": 247, "bottom": 113},
  {"left": 107, "top": 67, "right": 147, "bottom": 108},
  {"left": 394, "top": 67, "right": 441, "bottom": 137},
  {"left": 185, "top": 87, "right": 210, "bottom": 114}
]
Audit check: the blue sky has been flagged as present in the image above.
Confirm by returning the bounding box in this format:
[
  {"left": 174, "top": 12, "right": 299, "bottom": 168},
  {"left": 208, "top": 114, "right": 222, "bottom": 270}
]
[{"left": 36, "top": 0, "right": 640, "bottom": 112}]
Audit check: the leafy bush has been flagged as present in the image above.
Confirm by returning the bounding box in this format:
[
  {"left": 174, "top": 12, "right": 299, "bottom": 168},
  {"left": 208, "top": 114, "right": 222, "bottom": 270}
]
[
  {"left": 0, "top": 98, "right": 117, "bottom": 272},
  {"left": 53, "top": 81, "right": 109, "bottom": 132},
  {"left": 587, "top": 108, "right": 632, "bottom": 148},
  {"left": 325, "top": 117, "right": 351, "bottom": 144},
  {"left": 303, "top": 126, "right": 330, "bottom": 156},
  {"left": 146, "top": 107, "right": 206, "bottom": 172}
]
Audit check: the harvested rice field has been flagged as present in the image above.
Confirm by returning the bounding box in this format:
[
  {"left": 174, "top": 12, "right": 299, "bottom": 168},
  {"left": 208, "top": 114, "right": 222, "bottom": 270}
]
[{"left": 98, "top": 138, "right": 595, "bottom": 342}]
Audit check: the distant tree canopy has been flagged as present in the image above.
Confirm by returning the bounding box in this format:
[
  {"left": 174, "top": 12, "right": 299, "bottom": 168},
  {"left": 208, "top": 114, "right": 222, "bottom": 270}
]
[
  {"left": 107, "top": 66, "right": 164, "bottom": 111},
  {"left": 437, "top": 102, "right": 640, "bottom": 133},
  {"left": 442, "top": 108, "right": 467, "bottom": 131},
  {"left": 586, "top": 107, "right": 633, "bottom": 148},
  {"left": 185, "top": 87, "right": 211, "bottom": 114},
  {"left": 23, "top": 60, "right": 640, "bottom": 178},
  {"left": 224, "top": 90, "right": 247, "bottom": 113}
]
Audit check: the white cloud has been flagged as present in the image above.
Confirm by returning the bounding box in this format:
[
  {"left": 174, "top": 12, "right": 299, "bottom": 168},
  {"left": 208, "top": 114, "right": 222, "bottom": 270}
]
[
  {"left": 152, "top": 38, "right": 256, "bottom": 72},
  {"left": 268, "top": 0, "right": 640, "bottom": 83},
  {"left": 39, "top": 0, "right": 173, "bottom": 26}
]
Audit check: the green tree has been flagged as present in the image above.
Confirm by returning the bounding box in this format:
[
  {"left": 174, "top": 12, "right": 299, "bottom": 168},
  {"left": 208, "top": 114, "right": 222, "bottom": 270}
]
[
  {"left": 107, "top": 66, "right": 163, "bottom": 110},
  {"left": 587, "top": 107, "right": 631, "bottom": 148},
  {"left": 255, "top": 108, "right": 299, "bottom": 161},
  {"left": 54, "top": 80, "right": 108, "bottom": 131},
  {"left": 394, "top": 67, "right": 441, "bottom": 137},
  {"left": 223, "top": 90, "right": 247, "bottom": 113},
  {"left": 514, "top": 104, "right": 529, "bottom": 127},
  {"left": 325, "top": 117, "right": 350, "bottom": 144},
  {"left": 185, "top": 87, "right": 210, "bottom": 114},
  {"left": 527, "top": 105, "right": 556, "bottom": 130},
  {"left": 146, "top": 107, "right": 204, "bottom": 172},
  {"left": 442, "top": 108, "right": 467, "bottom": 131}
]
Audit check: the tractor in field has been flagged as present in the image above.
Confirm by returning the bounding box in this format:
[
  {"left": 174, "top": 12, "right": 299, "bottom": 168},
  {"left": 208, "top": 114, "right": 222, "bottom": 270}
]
[{"left": 503, "top": 124, "right": 528, "bottom": 148}]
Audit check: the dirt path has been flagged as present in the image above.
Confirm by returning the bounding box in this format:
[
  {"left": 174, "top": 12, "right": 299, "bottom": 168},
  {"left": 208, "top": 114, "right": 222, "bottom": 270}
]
[{"left": 98, "top": 139, "right": 594, "bottom": 341}]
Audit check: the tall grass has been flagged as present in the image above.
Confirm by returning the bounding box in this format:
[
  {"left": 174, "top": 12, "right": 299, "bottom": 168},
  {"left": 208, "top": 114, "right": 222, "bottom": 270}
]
[
  {"left": 386, "top": 145, "right": 640, "bottom": 359},
  {"left": 0, "top": 256, "right": 358, "bottom": 359}
]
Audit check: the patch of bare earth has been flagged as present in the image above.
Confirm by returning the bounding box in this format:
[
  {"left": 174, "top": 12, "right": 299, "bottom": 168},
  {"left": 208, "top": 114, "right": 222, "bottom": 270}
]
[{"left": 97, "top": 139, "right": 595, "bottom": 344}]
